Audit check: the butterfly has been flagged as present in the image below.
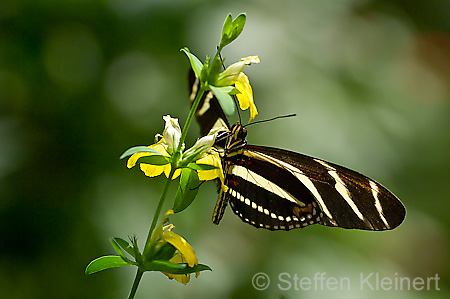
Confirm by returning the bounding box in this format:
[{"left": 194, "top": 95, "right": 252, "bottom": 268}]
[{"left": 189, "top": 71, "right": 406, "bottom": 231}]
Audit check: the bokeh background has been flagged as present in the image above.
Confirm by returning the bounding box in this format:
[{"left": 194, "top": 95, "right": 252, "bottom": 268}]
[{"left": 1, "top": 0, "right": 449, "bottom": 298}]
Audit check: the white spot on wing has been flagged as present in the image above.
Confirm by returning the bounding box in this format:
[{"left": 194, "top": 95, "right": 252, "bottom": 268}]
[
  {"left": 196, "top": 91, "right": 213, "bottom": 116},
  {"left": 370, "top": 180, "right": 390, "bottom": 228},
  {"left": 315, "top": 160, "right": 366, "bottom": 222}
]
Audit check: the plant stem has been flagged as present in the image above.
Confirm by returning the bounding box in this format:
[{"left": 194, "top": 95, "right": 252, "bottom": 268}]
[
  {"left": 143, "top": 168, "right": 174, "bottom": 257},
  {"left": 130, "top": 84, "right": 207, "bottom": 297},
  {"left": 128, "top": 268, "right": 144, "bottom": 299},
  {"left": 177, "top": 86, "right": 206, "bottom": 153}
]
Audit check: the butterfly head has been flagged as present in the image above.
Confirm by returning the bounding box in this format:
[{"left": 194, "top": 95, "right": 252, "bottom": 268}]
[
  {"left": 231, "top": 123, "right": 247, "bottom": 142},
  {"left": 219, "top": 123, "right": 248, "bottom": 155}
]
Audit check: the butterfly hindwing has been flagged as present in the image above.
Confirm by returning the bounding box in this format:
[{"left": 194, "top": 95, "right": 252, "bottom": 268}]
[{"left": 222, "top": 150, "right": 322, "bottom": 231}]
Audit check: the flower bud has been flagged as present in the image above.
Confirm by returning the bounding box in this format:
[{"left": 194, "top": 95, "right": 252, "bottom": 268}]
[{"left": 162, "top": 115, "right": 182, "bottom": 154}]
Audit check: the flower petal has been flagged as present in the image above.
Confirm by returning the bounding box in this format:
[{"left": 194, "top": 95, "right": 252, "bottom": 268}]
[
  {"left": 164, "top": 166, "right": 182, "bottom": 180},
  {"left": 215, "top": 55, "right": 259, "bottom": 87},
  {"left": 140, "top": 163, "right": 166, "bottom": 177},
  {"left": 163, "top": 252, "right": 191, "bottom": 285},
  {"left": 240, "top": 55, "right": 260, "bottom": 65},
  {"left": 127, "top": 142, "right": 170, "bottom": 177},
  {"left": 235, "top": 72, "right": 258, "bottom": 122},
  {"left": 196, "top": 152, "right": 224, "bottom": 182},
  {"left": 161, "top": 230, "right": 198, "bottom": 267}
]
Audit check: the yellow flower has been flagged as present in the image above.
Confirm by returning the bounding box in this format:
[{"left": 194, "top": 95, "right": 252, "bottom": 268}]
[
  {"left": 152, "top": 210, "right": 200, "bottom": 285},
  {"left": 214, "top": 56, "right": 259, "bottom": 122},
  {"left": 126, "top": 115, "right": 183, "bottom": 179},
  {"left": 164, "top": 251, "right": 200, "bottom": 285},
  {"left": 216, "top": 56, "right": 260, "bottom": 86},
  {"left": 196, "top": 151, "right": 224, "bottom": 183},
  {"left": 235, "top": 72, "right": 258, "bottom": 122},
  {"left": 125, "top": 115, "right": 223, "bottom": 182},
  {"left": 127, "top": 141, "right": 181, "bottom": 179}
]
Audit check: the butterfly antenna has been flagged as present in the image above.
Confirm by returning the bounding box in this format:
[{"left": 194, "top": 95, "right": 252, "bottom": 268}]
[{"left": 244, "top": 114, "right": 297, "bottom": 127}]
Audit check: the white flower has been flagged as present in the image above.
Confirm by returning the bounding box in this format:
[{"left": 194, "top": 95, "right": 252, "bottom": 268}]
[
  {"left": 182, "top": 127, "right": 221, "bottom": 163},
  {"left": 162, "top": 115, "right": 182, "bottom": 154}
]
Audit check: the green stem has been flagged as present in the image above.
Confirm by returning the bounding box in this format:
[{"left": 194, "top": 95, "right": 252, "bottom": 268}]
[
  {"left": 177, "top": 86, "right": 206, "bottom": 153},
  {"left": 213, "top": 45, "right": 224, "bottom": 64},
  {"left": 130, "top": 82, "right": 207, "bottom": 297},
  {"left": 143, "top": 167, "right": 175, "bottom": 257},
  {"left": 128, "top": 268, "right": 144, "bottom": 299}
]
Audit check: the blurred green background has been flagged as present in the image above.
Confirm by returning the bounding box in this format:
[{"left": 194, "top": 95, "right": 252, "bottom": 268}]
[{"left": 1, "top": 0, "right": 449, "bottom": 298}]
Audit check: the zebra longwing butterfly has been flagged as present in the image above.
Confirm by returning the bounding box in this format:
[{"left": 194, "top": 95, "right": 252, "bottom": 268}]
[{"left": 189, "top": 72, "right": 406, "bottom": 231}]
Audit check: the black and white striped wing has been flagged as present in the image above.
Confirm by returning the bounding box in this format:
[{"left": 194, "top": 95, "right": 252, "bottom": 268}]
[{"left": 221, "top": 145, "right": 405, "bottom": 231}]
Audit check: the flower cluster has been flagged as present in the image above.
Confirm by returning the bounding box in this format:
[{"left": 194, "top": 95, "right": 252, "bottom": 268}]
[
  {"left": 86, "top": 13, "right": 260, "bottom": 297},
  {"left": 126, "top": 115, "right": 224, "bottom": 183}
]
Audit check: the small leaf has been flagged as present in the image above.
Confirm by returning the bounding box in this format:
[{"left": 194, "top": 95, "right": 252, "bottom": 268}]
[
  {"left": 144, "top": 260, "right": 212, "bottom": 274},
  {"left": 231, "top": 14, "right": 246, "bottom": 38},
  {"left": 112, "top": 238, "right": 135, "bottom": 258},
  {"left": 221, "top": 14, "right": 233, "bottom": 40},
  {"left": 220, "top": 13, "right": 246, "bottom": 48},
  {"left": 188, "top": 163, "right": 219, "bottom": 171},
  {"left": 181, "top": 47, "right": 203, "bottom": 78},
  {"left": 85, "top": 256, "right": 131, "bottom": 275},
  {"left": 120, "top": 146, "right": 162, "bottom": 159},
  {"left": 110, "top": 238, "right": 133, "bottom": 263},
  {"left": 136, "top": 154, "right": 170, "bottom": 166},
  {"left": 228, "top": 87, "right": 241, "bottom": 95},
  {"left": 209, "top": 86, "right": 235, "bottom": 116},
  {"left": 173, "top": 168, "right": 200, "bottom": 213}
]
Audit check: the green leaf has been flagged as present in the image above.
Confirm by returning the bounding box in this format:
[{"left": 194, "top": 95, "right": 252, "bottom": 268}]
[
  {"left": 110, "top": 238, "right": 133, "bottom": 263},
  {"left": 188, "top": 163, "right": 218, "bottom": 171},
  {"left": 173, "top": 168, "right": 200, "bottom": 213},
  {"left": 144, "top": 260, "right": 212, "bottom": 275},
  {"left": 209, "top": 86, "right": 235, "bottom": 116},
  {"left": 136, "top": 154, "right": 170, "bottom": 166},
  {"left": 181, "top": 47, "right": 203, "bottom": 78},
  {"left": 85, "top": 256, "right": 131, "bottom": 275},
  {"left": 221, "top": 14, "right": 233, "bottom": 41},
  {"left": 220, "top": 13, "right": 246, "bottom": 48},
  {"left": 120, "top": 146, "right": 161, "bottom": 159},
  {"left": 208, "top": 56, "right": 224, "bottom": 84},
  {"left": 112, "top": 238, "right": 136, "bottom": 258},
  {"left": 228, "top": 87, "right": 241, "bottom": 95}
]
